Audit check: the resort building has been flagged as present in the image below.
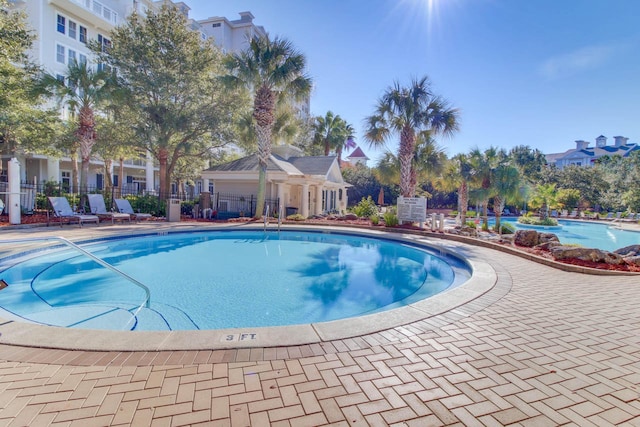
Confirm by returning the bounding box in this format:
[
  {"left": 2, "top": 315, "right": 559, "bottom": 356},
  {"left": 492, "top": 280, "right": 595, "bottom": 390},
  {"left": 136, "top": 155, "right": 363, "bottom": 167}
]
[
  {"left": 202, "top": 145, "right": 349, "bottom": 218},
  {"left": 546, "top": 135, "right": 640, "bottom": 169},
  {"left": 345, "top": 146, "right": 370, "bottom": 167},
  {"left": 3, "top": 0, "right": 276, "bottom": 196}
]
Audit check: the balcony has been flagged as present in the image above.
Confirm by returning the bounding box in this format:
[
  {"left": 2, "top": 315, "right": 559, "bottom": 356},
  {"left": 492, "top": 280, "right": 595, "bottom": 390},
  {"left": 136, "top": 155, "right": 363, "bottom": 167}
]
[{"left": 49, "top": 0, "right": 119, "bottom": 29}]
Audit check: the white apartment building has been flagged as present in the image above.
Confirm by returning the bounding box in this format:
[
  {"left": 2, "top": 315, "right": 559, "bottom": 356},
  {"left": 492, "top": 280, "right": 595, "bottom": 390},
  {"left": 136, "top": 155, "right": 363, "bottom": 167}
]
[
  {"left": 4, "top": 0, "right": 272, "bottom": 196},
  {"left": 546, "top": 135, "right": 640, "bottom": 170}
]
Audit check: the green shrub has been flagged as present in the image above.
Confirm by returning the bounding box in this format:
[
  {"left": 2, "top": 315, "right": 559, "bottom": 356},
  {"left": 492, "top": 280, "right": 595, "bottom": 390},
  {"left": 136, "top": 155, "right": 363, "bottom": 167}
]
[
  {"left": 351, "top": 196, "right": 378, "bottom": 218},
  {"left": 517, "top": 216, "right": 558, "bottom": 226},
  {"left": 369, "top": 214, "right": 379, "bottom": 225},
  {"left": 286, "top": 213, "right": 306, "bottom": 221},
  {"left": 464, "top": 220, "right": 477, "bottom": 228},
  {"left": 383, "top": 209, "right": 399, "bottom": 227}
]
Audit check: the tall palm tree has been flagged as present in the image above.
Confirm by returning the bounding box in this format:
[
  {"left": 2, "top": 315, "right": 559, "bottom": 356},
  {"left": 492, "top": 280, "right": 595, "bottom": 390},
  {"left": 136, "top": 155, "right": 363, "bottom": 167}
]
[
  {"left": 491, "top": 163, "right": 521, "bottom": 232},
  {"left": 364, "top": 76, "right": 459, "bottom": 197},
  {"left": 435, "top": 153, "right": 472, "bottom": 226},
  {"left": 224, "top": 35, "right": 312, "bottom": 219},
  {"left": 529, "top": 183, "right": 559, "bottom": 220},
  {"left": 312, "top": 111, "right": 355, "bottom": 160},
  {"left": 44, "top": 61, "right": 111, "bottom": 195},
  {"left": 468, "top": 147, "right": 503, "bottom": 229}
]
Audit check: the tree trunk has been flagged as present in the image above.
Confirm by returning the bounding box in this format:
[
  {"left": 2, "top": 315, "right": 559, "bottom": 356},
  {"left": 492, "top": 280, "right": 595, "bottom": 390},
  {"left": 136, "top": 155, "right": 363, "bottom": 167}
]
[
  {"left": 399, "top": 125, "right": 416, "bottom": 197},
  {"left": 77, "top": 105, "right": 96, "bottom": 196},
  {"left": 118, "top": 157, "right": 125, "bottom": 198},
  {"left": 80, "top": 156, "right": 90, "bottom": 196},
  {"left": 494, "top": 195, "right": 505, "bottom": 233},
  {"left": 104, "top": 158, "right": 113, "bottom": 204},
  {"left": 459, "top": 181, "right": 468, "bottom": 225},
  {"left": 158, "top": 147, "right": 169, "bottom": 199},
  {"left": 253, "top": 85, "right": 275, "bottom": 219},
  {"left": 71, "top": 143, "right": 79, "bottom": 195}
]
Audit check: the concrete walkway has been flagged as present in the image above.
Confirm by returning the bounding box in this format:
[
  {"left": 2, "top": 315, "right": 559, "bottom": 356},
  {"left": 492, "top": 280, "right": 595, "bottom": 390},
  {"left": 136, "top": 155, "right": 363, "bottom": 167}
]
[{"left": 0, "top": 223, "right": 638, "bottom": 425}]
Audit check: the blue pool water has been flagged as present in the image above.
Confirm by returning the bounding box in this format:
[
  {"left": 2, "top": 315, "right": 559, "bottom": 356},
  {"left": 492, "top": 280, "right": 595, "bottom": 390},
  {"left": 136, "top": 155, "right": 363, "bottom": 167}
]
[
  {"left": 0, "top": 231, "right": 471, "bottom": 331},
  {"left": 494, "top": 218, "right": 639, "bottom": 252}
]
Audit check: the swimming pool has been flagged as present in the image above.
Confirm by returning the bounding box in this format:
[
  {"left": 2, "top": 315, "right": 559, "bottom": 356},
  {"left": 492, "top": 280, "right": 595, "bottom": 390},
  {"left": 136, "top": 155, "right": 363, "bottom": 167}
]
[
  {"left": 496, "top": 218, "right": 639, "bottom": 252},
  {"left": 0, "top": 230, "right": 471, "bottom": 332}
]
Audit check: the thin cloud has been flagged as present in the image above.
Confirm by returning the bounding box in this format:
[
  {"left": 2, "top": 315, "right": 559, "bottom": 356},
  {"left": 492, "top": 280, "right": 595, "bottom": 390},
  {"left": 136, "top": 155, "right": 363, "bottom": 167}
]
[{"left": 539, "top": 43, "right": 622, "bottom": 80}]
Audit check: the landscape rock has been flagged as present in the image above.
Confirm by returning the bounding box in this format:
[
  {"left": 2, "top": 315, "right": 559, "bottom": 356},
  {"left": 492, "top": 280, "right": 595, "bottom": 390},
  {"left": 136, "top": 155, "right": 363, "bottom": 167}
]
[
  {"left": 614, "top": 244, "right": 640, "bottom": 257},
  {"left": 536, "top": 241, "right": 562, "bottom": 251},
  {"left": 538, "top": 232, "right": 560, "bottom": 244},
  {"left": 624, "top": 255, "right": 640, "bottom": 267},
  {"left": 550, "top": 246, "right": 626, "bottom": 265},
  {"left": 514, "top": 230, "right": 539, "bottom": 247}
]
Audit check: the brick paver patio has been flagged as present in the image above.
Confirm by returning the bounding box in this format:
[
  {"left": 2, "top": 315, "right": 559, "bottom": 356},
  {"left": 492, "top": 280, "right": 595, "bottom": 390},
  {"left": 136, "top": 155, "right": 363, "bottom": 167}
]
[{"left": 0, "top": 224, "right": 638, "bottom": 426}]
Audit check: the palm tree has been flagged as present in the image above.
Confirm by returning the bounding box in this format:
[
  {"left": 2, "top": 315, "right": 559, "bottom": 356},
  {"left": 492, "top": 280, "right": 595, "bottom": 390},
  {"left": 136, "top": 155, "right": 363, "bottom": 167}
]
[
  {"left": 364, "top": 76, "right": 459, "bottom": 197},
  {"left": 529, "top": 183, "right": 559, "bottom": 220},
  {"left": 43, "top": 61, "right": 111, "bottom": 195},
  {"left": 435, "top": 153, "right": 472, "bottom": 226},
  {"left": 224, "top": 35, "right": 312, "bottom": 219},
  {"left": 468, "top": 147, "right": 503, "bottom": 229},
  {"left": 312, "top": 111, "right": 355, "bottom": 160},
  {"left": 491, "top": 163, "right": 521, "bottom": 232}
]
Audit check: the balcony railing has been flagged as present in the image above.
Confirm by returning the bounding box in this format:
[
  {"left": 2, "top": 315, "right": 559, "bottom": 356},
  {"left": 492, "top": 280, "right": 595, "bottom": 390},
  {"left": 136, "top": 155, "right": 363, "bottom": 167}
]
[{"left": 69, "top": 0, "right": 119, "bottom": 26}]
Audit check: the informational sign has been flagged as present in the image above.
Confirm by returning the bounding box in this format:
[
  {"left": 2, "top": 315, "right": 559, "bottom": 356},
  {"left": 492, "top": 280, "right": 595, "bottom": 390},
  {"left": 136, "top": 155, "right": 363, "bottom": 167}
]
[{"left": 397, "top": 196, "right": 427, "bottom": 223}]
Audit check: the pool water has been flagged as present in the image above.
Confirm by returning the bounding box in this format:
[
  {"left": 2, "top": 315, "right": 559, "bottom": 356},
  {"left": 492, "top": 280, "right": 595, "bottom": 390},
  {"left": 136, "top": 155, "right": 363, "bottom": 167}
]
[
  {"left": 0, "top": 231, "right": 471, "bottom": 331},
  {"left": 496, "top": 218, "right": 639, "bottom": 252}
]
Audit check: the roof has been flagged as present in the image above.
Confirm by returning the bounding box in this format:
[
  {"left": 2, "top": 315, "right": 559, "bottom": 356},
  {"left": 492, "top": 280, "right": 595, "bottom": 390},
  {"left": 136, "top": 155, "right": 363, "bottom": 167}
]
[
  {"left": 205, "top": 154, "right": 338, "bottom": 177},
  {"left": 347, "top": 146, "right": 369, "bottom": 160},
  {"left": 204, "top": 154, "right": 286, "bottom": 172},
  {"left": 288, "top": 156, "right": 337, "bottom": 175}
]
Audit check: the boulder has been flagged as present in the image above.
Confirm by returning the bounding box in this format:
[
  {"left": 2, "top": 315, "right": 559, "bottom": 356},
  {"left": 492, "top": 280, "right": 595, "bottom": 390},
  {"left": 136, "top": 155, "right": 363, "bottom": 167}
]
[
  {"left": 614, "top": 244, "right": 640, "bottom": 257},
  {"left": 624, "top": 256, "right": 640, "bottom": 267},
  {"left": 539, "top": 232, "right": 560, "bottom": 244},
  {"left": 514, "top": 230, "right": 539, "bottom": 247},
  {"left": 448, "top": 226, "right": 478, "bottom": 237},
  {"left": 536, "top": 241, "right": 562, "bottom": 251},
  {"left": 550, "top": 246, "right": 626, "bottom": 265},
  {"left": 343, "top": 213, "right": 359, "bottom": 220}
]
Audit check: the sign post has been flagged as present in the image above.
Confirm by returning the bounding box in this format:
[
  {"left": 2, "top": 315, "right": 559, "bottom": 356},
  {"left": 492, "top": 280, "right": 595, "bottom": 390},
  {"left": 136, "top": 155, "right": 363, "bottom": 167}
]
[{"left": 397, "top": 196, "right": 427, "bottom": 227}]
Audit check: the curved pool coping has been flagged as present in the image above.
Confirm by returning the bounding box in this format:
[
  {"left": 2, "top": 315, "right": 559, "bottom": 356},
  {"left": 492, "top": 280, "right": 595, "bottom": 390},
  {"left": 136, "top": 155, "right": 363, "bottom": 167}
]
[{"left": 0, "top": 224, "right": 499, "bottom": 352}]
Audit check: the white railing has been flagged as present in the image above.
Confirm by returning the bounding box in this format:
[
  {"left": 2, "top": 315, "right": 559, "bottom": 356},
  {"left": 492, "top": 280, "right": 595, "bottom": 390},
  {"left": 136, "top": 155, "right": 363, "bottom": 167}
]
[
  {"left": 70, "top": 0, "right": 119, "bottom": 25},
  {"left": 0, "top": 237, "right": 150, "bottom": 309}
]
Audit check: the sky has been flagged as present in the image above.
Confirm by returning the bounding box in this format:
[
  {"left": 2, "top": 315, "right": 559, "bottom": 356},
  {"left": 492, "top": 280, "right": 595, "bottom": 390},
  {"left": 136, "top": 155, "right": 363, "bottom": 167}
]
[{"left": 186, "top": 0, "right": 640, "bottom": 165}]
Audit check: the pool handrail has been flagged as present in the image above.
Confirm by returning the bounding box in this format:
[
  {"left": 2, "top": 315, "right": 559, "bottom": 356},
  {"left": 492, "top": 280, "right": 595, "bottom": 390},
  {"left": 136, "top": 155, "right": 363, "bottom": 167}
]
[{"left": 0, "top": 236, "right": 151, "bottom": 309}]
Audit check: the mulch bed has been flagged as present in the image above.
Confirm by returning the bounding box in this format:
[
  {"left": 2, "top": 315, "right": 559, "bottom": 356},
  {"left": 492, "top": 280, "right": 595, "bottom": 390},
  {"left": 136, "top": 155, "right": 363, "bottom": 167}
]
[{"left": 2, "top": 215, "right": 638, "bottom": 272}]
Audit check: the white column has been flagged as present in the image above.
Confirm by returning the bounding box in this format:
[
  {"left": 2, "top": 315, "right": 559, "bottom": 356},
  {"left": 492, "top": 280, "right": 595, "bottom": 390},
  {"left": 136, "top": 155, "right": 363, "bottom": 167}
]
[
  {"left": 342, "top": 187, "right": 348, "bottom": 213},
  {"left": 47, "top": 158, "right": 60, "bottom": 182},
  {"left": 276, "top": 182, "right": 285, "bottom": 216},
  {"left": 145, "top": 150, "right": 154, "bottom": 192},
  {"left": 315, "top": 185, "right": 323, "bottom": 215},
  {"left": 301, "top": 184, "right": 309, "bottom": 218},
  {"left": 8, "top": 158, "right": 21, "bottom": 225}
]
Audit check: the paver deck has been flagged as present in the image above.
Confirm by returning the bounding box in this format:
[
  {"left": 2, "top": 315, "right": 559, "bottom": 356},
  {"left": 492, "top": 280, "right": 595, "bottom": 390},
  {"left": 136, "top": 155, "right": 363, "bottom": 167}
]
[{"left": 0, "top": 223, "right": 638, "bottom": 426}]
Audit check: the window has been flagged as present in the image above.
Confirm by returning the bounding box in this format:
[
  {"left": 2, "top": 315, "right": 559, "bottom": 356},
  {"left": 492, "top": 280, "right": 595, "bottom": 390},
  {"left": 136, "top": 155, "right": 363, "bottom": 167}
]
[
  {"left": 68, "top": 20, "right": 77, "bottom": 39},
  {"left": 78, "top": 53, "right": 87, "bottom": 64},
  {"left": 61, "top": 171, "right": 71, "bottom": 187},
  {"left": 67, "top": 49, "right": 76, "bottom": 65},
  {"left": 96, "top": 174, "right": 103, "bottom": 190},
  {"left": 79, "top": 26, "right": 87, "bottom": 44},
  {"left": 212, "top": 22, "right": 221, "bottom": 28},
  {"left": 56, "top": 74, "right": 64, "bottom": 83},
  {"left": 98, "top": 34, "right": 111, "bottom": 52},
  {"left": 113, "top": 175, "right": 119, "bottom": 187},
  {"left": 57, "top": 15, "right": 65, "bottom": 34},
  {"left": 56, "top": 44, "right": 65, "bottom": 63}
]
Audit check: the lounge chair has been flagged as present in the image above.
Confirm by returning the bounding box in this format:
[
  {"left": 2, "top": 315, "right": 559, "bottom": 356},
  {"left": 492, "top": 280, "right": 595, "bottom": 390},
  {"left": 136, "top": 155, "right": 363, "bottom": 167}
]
[
  {"left": 550, "top": 210, "right": 558, "bottom": 218},
  {"left": 47, "top": 197, "right": 99, "bottom": 227},
  {"left": 87, "top": 194, "right": 131, "bottom": 225},
  {"left": 114, "top": 198, "right": 152, "bottom": 222}
]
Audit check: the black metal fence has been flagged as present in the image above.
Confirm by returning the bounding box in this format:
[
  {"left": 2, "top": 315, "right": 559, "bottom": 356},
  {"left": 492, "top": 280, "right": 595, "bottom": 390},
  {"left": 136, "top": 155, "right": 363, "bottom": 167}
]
[{"left": 0, "top": 181, "right": 280, "bottom": 219}]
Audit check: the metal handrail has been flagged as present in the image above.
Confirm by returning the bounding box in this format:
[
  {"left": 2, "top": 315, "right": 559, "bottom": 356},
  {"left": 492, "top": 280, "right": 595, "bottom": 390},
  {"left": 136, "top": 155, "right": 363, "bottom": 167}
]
[
  {"left": 264, "top": 204, "right": 269, "bottom": 231},
  {"left": 0, "top": 236, "right": 150, "bottom": 308},
  {"left": 278, "top": 204, "right": 282, "bottom": 232}
]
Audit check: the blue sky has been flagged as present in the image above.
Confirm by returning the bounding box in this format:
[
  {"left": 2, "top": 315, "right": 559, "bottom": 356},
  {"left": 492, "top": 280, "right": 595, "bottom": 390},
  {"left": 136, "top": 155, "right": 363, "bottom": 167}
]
[{"left": 187, "top": 0, "right": 640, "bottom": 165}]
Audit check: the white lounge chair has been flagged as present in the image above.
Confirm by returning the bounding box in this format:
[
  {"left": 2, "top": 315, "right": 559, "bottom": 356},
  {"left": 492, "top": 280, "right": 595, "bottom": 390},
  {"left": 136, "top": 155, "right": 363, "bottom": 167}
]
[
  {"left": 47, "top": 197, "right": 99, "bottom": 227},
  {"left": 114, "top": 198, "right": 152, "bottom": 222},
  {"left": 87, "top": 194, "right": 131, "bottom": 225}
]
